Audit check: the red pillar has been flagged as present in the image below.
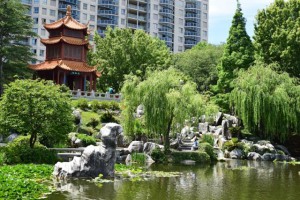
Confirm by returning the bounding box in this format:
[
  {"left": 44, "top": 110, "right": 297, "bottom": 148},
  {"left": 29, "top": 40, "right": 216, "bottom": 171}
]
[{"left": 89, "top": 74, "right": 93, "bottom": 91}]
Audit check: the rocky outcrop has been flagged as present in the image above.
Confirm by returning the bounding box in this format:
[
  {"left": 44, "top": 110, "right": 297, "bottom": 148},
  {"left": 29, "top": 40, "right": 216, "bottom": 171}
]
[
  {"left": 127, "top": 141, "right": 144, "bottom": 153},
  {"left": 247, "top": 152, "right": 262, "bottom": 161},
  {"left": 53, "top": 123, "right": 122, "bottom": 178},
  {"left": 6, "top": 133, "right": 19, "bottom": 142},
  {"left": 230, "top": 148, "right": 243, "bottom": 159}
]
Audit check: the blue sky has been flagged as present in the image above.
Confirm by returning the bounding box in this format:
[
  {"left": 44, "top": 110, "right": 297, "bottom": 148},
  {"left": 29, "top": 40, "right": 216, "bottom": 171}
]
[{"left": 209, "top": 0, "right": 274, "bottom": 44}]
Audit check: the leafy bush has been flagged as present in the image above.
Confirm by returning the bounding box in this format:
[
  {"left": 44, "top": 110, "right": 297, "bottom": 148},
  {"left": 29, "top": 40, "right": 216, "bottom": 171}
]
[
  {"left": 223, "top": 140, "right": 235, "bottom": 151},
  {"left": 100, "top": 111, "right": 119, "bottom": 123},
  {"left": 0, "top": 147, "right": 4, "bottom": 166},
  {"left": 76, "top": 98, "right": 89, "bottom": 110},
  {"left": 86, "top": 118, "right": 100, "bottom": 129},
  {"left": 131, "top": 152, "right": 146, "bottom": 164},
  {"left": 150, "top": 148, "right": 166, "bottom": 163},
  {"left": 78, "top": 126, "right": 97, "bottom": 136},
  {"left": 0, "top": 164, "right": 53, "bottom": 200},
  {"left": 229, "top": 127, "right": 241, "bottom": 138},
  {"left": 76, "top": 133, "right": 96, "bottom": 146},
  {"left": 171, "top": 151, "right": 210, "bottom": 164},
  {"left": 199, "top": 142, "right": 216, "bottom": 161},
  {"left": 98, "top": 101, "right": 111, "bottom": 110},
  {"left": 109, "top": 101, "right": 120, "bottom": 110},
  {"left": 201, "top": 134, "right": 214, "bottom": 146},
  {"left": 90, "top": 100, "right": 100, "bottom": 112},
  {"left": 3, "top": 136, "right": 58, "bottom": 164}
]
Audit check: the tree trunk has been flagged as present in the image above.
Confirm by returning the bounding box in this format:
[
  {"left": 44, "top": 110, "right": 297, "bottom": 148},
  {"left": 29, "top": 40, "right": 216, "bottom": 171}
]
[
  {"left": 164, "top": 114, "right": 174, "bottom": 153},
  {"left": 29, "top": 133, "right": 37, "bottom": 148}
]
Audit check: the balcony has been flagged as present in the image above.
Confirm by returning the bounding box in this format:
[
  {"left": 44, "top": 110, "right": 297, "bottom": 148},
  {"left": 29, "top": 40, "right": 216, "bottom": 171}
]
[
  {"left": 98, "top": 20, "right": 116, "bottom": 26},
  {"left": 128, "top": 4, "right": 147, "bottom": 12},
  {"left": 98, "top": 0, "right": 115, "bottom": 5},
  {"left": 60, "top": 0, "right": 78, "bottom": 5},
  {"left": 98, "top": 10, "right": 118, "bottom": 15},
  {"left": 21, "top": 0, "right": 32, "bottom": 5},
  {"left": 159, "top": 18, "right": 174, "bottom": 24},
  {"left": 159, "top": 9, "right": 174, "bottom": 15},
  {"left": 160, "top": 0, "right": 174, "bottom": 5}
]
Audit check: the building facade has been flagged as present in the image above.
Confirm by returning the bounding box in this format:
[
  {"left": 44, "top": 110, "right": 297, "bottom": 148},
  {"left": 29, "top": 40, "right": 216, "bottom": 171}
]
[{"left": 21, "top": 0, "right": 209, "bottom": 63}]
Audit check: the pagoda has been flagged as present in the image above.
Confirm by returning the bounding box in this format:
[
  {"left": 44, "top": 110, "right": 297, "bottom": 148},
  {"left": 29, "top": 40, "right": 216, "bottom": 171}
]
[{"left": 29, "top": 5, "right": 100, "bottom": 91}]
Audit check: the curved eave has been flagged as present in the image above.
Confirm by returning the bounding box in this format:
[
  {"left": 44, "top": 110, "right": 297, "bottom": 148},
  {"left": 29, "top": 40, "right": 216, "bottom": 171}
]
[
  {"left": 40, "top": 37, "right": 89, "bottom": 46},
  {"left": 44, "top": 16, "right": 88, "bottom": 31}
]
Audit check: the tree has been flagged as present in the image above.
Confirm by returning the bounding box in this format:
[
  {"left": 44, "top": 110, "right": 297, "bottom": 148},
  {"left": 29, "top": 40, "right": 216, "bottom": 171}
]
[
  {"left": 0, "top": 79, "right": 74, "bottom": 148},
  {"left": 121, "top": 68, "right": 218, "bottom": 152},
  {"left": 0, "top": 0, "right": 36, "bottom": 95},
  {"left": 90, "top": 27, "right": 171, "bottom": 92},
  {"left": 231, "top": 63, "right": 300, "bottom": 142},
  {"left": 217, "top": 1, "right": 254, "bottom": 93},
  {"left": 254, "top": 0, "right": 300, "bottom": 78},
  {"left": 174, "top": 42, "right": 224, "bottom": 92}
]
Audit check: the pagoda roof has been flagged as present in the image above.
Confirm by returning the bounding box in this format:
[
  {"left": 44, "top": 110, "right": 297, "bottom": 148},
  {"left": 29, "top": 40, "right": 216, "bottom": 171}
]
[
  {"left": 41, "top": 36, "right": 89, "bottom": 46},
  {"left": 29, "top": 60, "right": 101, "bottom": 77},
  {"left": 44, "top": 6, "right": 87, "bottom": 31}
]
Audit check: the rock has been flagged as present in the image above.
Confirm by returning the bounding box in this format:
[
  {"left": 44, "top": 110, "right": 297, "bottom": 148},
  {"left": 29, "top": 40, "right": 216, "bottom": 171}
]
[
  {"left": 215, "top": 112, "right": 223, "bottom": 126},
  {"left": 6, "top": 133, "right": 19, "bottom": 142},
  {"left": 199, "top": 122, "right": 209, "bottom": 134},
  {"left": 53, "top": 123, "right": 122, "bottom": 179},
  {"left": 256, "top": 140, "right": 271, "bottom": 146},
  {"left": 136, "top": 105, "right": 144, "bottom": 117},
  {"left": 275, "top": 145, "right": 290, "bottom": 156},
  {"left": 128, "top": 141, "right": 144, "bottom": 153},
  {"left": 181, "top": 126, "right": 190, "bottom": 137},
  {"left": 143, "top": 142, "right": 161, "bottom": 154},
  {"left": 145, "top": 154, "right": 155, "bottom": 163},
  {"left": 214, "top": 127, "right": 222, "bottom": 136},
  {"left": 247, "top": 152, "right": 262, "bottom": 161},
  {"left": 199, "top": 115, "right": 206, "bottom": 123},
  {"left": 222, "top": 120, "right": 231, "bottom": 139},
  {"left": 72, "top": 109, "right": 81, "bottom": 125},
  {"left": 229, "top": 148, "right": 243, "bottom": 159},
  {"left": 262, "top": 153, "right": 276, "bottom": 161},
  {"left": 119, "top": 148, "right": 131, "bottom": 156},
  {"left": 253, "top": 142, "right": 276, "bottom": 155},
  {"left": 170, "top": 138, "right": 180, "bottom": 149},
  {"left": 209, "top": 126, "right": 217, "bottom": 133},
  {"left": 74, "top": 138, "right": 83, "bottom": 147},
  {"left": 224, "top": 149, "right": 230, "bottom": 158},
  {"left": 125, "top": 154, "right": 132, "bottom": 165}
]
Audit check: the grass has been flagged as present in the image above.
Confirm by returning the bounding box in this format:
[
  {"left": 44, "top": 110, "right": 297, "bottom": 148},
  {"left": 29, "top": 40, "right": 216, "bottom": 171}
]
[
  {"left": 81, "top": 110, "right": 102, "bottom": 129},
  {"left": 0, "top": 164, "right": 54, "bottom": 200}
]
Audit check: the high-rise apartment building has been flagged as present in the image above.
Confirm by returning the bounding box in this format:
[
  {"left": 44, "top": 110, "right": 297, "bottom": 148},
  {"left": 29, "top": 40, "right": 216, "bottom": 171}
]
[{"left": 21, "top": 0, "right": 208, "bottom": 63}]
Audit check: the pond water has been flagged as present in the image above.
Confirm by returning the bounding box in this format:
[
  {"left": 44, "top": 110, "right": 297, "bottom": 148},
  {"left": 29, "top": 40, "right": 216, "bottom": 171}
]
[{"left": 47, "top": 160, "right": 300, "bottom": 200}]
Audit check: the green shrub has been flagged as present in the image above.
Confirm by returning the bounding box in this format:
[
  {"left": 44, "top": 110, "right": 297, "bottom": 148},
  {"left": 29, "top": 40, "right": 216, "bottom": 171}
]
[
  {"left": 78, "top": 126, "right": 97, "bottom": 136},
  {"left": 131, "top": 152, "right": 146, "bottom": 164},
  {"left": 171, "top": 151, "right": 210, "bottom": 164},
  {"left": 76, "top": 98, "right": 89, "bottom": 110},
  {"left": 229, "top": 127, "right": 241, "bottom": 138},
  {"left": 90, "top": 100, "right": 100, "bottom": 112},
  {"left": 109, "top": 101, "right": 120, "bottom": 110},
  {"left": 76, "top": 133, "right": 96, "bottom": 146},
  {"left": 86, "top": 118, "right": 100, "bottom": 129},
  {"left": 150, "top": 148, "right": 166, "bottom": 163},
  {"left": 100, "top": 111, "right": 119, "bottom": 123},
  {"left": 201, "top": 134, "right": 214, "bottom": 146},
  {"left": 3, "top": 136, "right": 58, "bottom": 164},
  {"left": 223, "top": 140, "right": 235, "bottom": 151},
  {"left": 98, "top": 101, "right": 111, "bottom": 110},
  {"left": 0, "top": 147, "right": 4, "bottom": 166},
  {"left": 199, "top": 142, "right": 216, "bottom": 161}
]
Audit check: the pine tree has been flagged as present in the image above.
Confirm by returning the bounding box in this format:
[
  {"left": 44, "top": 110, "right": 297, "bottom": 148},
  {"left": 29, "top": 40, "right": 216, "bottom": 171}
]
[{"left": 217, "top": 0, "right": 254, "bottom": 94}]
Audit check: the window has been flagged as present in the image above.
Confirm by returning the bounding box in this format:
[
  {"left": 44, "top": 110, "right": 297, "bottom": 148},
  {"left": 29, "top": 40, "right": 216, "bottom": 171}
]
[
  {"left": 178, "top": 37, "right": 183, "bottom": 43},
  {"left": 83, "top": 13, "right": 87, "bottom": 20},
  {"left": 153, "top": 23, "right": 158, "bottom": 30},
  {"left": 179, "top": 27, "right": 183, "bottom": 34},
  {"left": 203, "top": 13, "right": 208, "bottom": 20},
  {"left": 42, "top": 18, "right": 46, "bottom": 24},
  {"left": 203, "top": 4, "right": 208, "bottom": 11},
  {"left": 153, "top": 14, "right": 158, "bottom": 20},
  {"left": 203, "top": 31, "right": 207, "bottom": 37},
  {"left": 121, "top": 9, "right": 125, "bottom": 15},
  {"left": 34, "top": 0, "right": 39, "bottom": 4},
  {"left": 64, "top": 44, "right": 82, "bottom": 60},
  {"left": 90, "top": 15, "right": 95, "bottom": 22},
  {"left": 42, "top": 8, "right": 47, "bottom": 15},
  {"left": 32, "top": 38, "right": 37, "bottom": 45},
  {"left": 83, "top": 3, "right": 87, "bottom": 10},
  {"left": 50, "top": 0, "right": 56, "bottom": 6},
  {"left": 40, "top": 50, "right": 45, "bottom": 57},
  {"left": 154, "top": 5, "right": 158, "bottom": 11},
  {"left": 41, "top": 29, "right": 46, "bottom": 36},
  {"left": 179, "top": 18, "right": 183, "bottom": 25},
  {"left": 33, "top": 18, "right": 39, "bottom": 24},
  {"left": 89, "top": 25, "right": 95, "bottom": 30},
  {"left": 90, "top": 5, "right": 96, "bottom": 12},
  {"left": 50, "top": 9, "right": 55, "bottom": 17},
  {"left": 121, "top": 19, "right": 125, "bottom": 25},
  {"left": 203, "top": 22, "right": 207, "bottom": 28},
  {"left": 32, "top": 28, "right": 38, "bottom": 33},
  {"left": 32, "top": 49, "right": 37, "bottom": 54},
  {"left": 42, "top": 0, "right": 47, "bottom": 5},
  {"left": 33, "top": 7, "right": 39, "bottom": 14}
]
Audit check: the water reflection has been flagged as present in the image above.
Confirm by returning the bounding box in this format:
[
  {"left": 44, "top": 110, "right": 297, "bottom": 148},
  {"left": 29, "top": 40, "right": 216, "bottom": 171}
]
[{"left": 47, "top": 160, "right": 300, "bottom": 200}]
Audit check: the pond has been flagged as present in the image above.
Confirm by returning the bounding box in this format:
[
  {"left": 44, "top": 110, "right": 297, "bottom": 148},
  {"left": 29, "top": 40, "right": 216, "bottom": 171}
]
[{"left": 47, "top": 160, "right": 300, "bottom": 200}]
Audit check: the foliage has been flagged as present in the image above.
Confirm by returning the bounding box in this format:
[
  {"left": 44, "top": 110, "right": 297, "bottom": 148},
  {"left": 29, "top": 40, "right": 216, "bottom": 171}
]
[
  {"left": 0, "top": 79, "right": 73, "bottom": 148},
  {"left": 86, "top": 117, "right": 100, "bottom": 129},
  {"left": 174, "top": 42, "right": 224, "bottom": 92},
  {"left": 2, "top": 136, "right": 58, "bottom": 164},
  {"left": 230, "top": 63, "right": 300, "bottom": 141},
  {"left": 217, "top": 1, "right": 254, "bottom": 95},
  {"left": 0, "top": 147, "right": 4, "bottom": 166},
  {"left": 201, "top": 134, "right": 214, "bottom": 146},
  {"left": 100, "top": 111, "right": 120, "bottom": 123},
  {"left": 254, "top": 0, "right": 300, "bottom": 78},
  {"left": 229, "top": 126, "right": 241, "bottom": 138},
  {"left": 0, "top": 164, "right": 53, "bottom": 200},
  {"left": 78, "top": 126, "right": 97, "bottom": 136},
  {"left": 150, "top": 148, "right": 167, "bottom": 163},
  {"left": 76, "top": 133, "right": 96, "bottom": 146},
  {"left": 121, "top": 68, "right": 215, "bottom": 152},
  {"left": 171, "top": 151, "right": 210, "bottom": 164},
  {"left": 75, "top": 98, "right": 89, "bottom": 110},
  {"left": 131, "top": 152, "right": 146, "bottom": 165},
  {"left": 0, "top": 0, "right": 36, "bottom": 94},
  {"left": 199, "top": 142, "right": 217, "bottom": 161},
  {"left": 90, "top": 27, "right": 171, "bottom": 92}
]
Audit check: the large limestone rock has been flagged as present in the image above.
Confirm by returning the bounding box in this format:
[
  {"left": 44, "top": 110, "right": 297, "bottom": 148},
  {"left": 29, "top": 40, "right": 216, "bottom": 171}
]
[
  {"left": 143, "top": 142, "right": 164, "bottom": 154},
  {"left": 127, "top": 141, "right": 144, "bottom": 153},
  {"left": 53, "top": 123, "right": 122, "bottom": 178},
  {"left": 6, "top": 133, "right": 19, "bottom": 142},
  {"left": 199, "top": 122, "right": 209, "bottom": 134},
  {"left": 247, "top": 152, "right": 262, "bottom": 161},
  {"left": 72, "top": 109, "right": 81, "bottom": 125},
  {"left": 136, "top": 105, "right": 144, "bottom": 117},
  {"left": 229, "top": 148, "right": 243, "bottom": 159},
  {"left": 215, "top": 112, "right": 223, "bottom": 126}
]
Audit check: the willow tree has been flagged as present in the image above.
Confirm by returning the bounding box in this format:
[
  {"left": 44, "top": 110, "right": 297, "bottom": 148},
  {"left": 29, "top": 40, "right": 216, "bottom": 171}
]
[
  {"left": 231, "top": 63, "right": 300, "bottom": 141},
  {"left": 121, "top": 68, "right": 217, "bottom": 152}
]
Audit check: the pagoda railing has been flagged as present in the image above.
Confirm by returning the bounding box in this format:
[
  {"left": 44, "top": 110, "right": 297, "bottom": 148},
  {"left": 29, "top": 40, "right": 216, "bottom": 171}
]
[{"left": 70, "top": 90, "right": 122, "bottom": 102}]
